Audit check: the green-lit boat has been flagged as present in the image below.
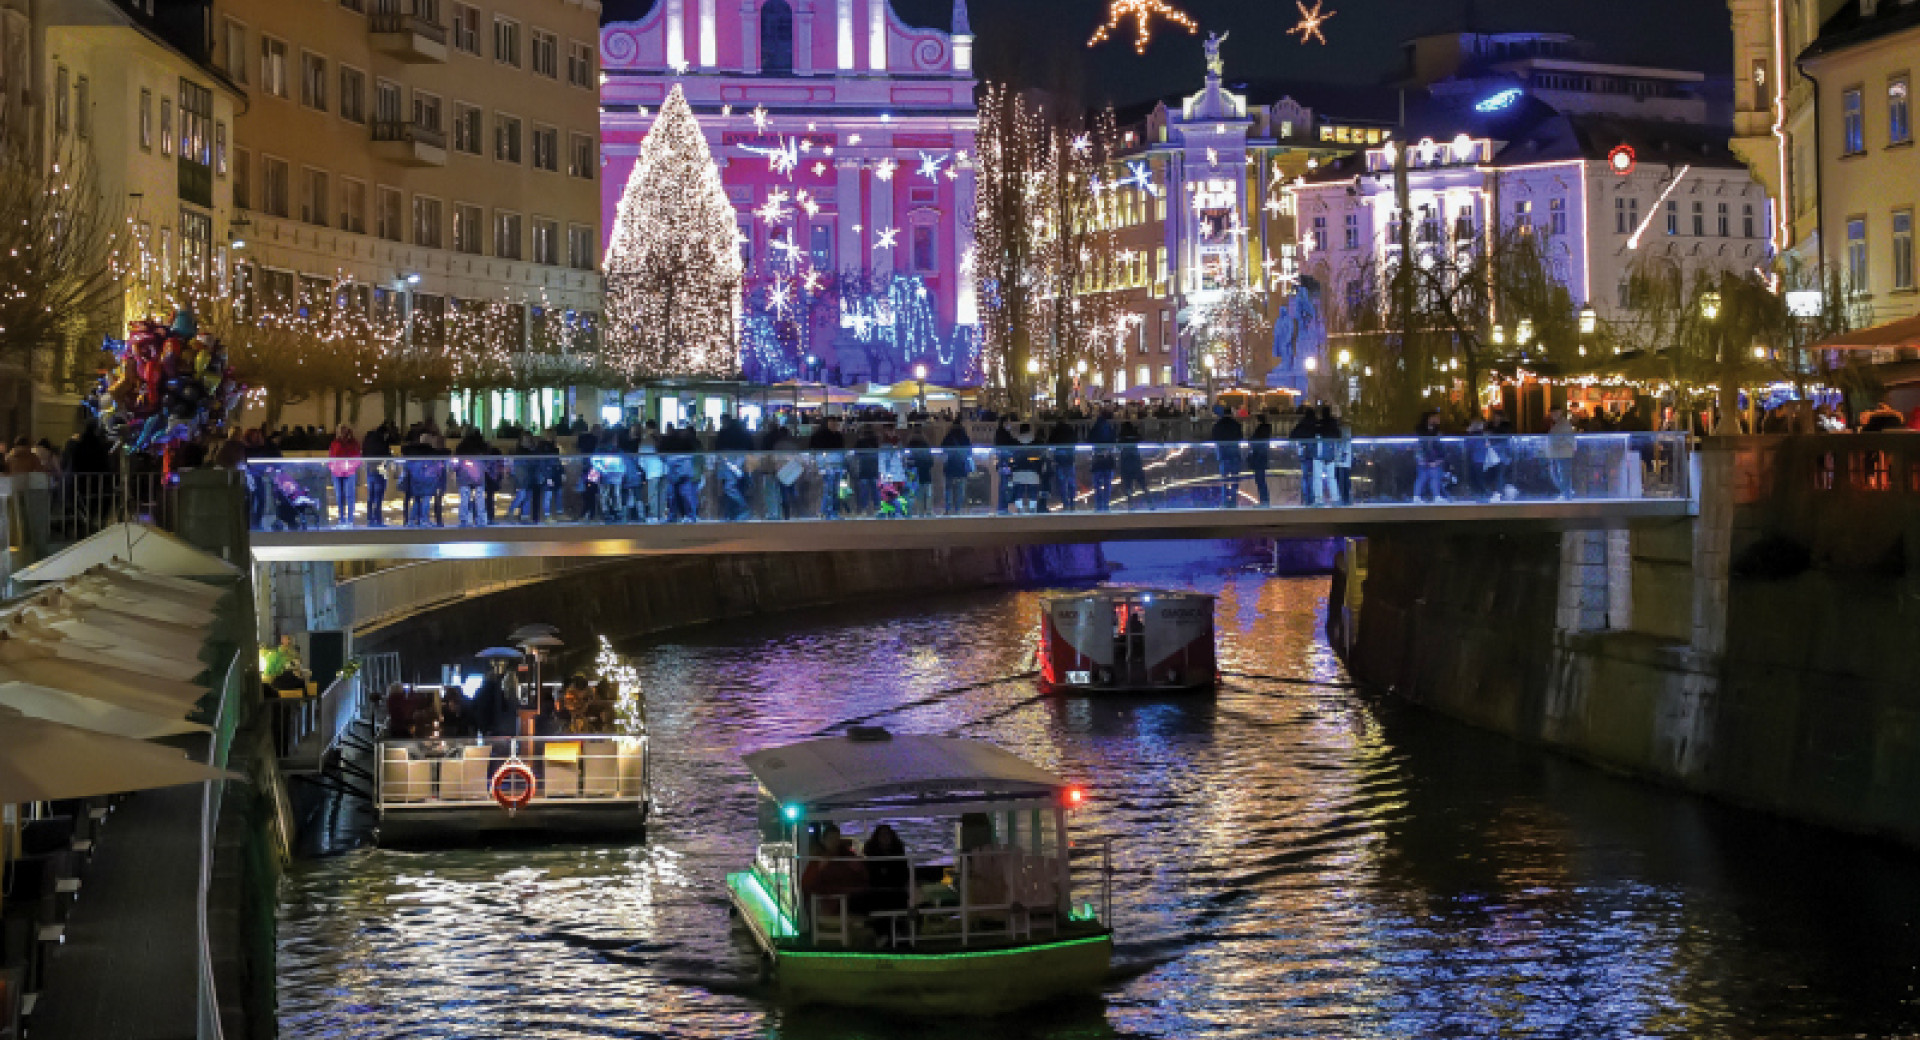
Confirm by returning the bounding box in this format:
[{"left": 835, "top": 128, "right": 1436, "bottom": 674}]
[{"left": 727, "top": 729, "right": 1115, "bottom": 1015}]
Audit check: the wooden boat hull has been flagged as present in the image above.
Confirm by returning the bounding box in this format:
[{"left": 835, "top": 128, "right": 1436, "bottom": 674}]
[{"left": 774, "top": 933, "right": 1113, "bottom": 1014}]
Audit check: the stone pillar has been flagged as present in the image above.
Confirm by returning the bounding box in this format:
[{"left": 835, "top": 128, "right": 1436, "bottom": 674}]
[
  {"left": 1556, "top": 530, "right": 1610, "bottom": 633},
  {"left": 794, "top": 0, "right": 814, "bottom": 74},
  {"left": 835, "top": 158, "right": 862, "bottom": 279},
  {"left": 666, "top": 0, "right": 687, "bottom": 69},
  {"left": 870, "top": 156, "right": 895, "bottom": 279},
  {"left": 953, "top": 161, "right": 978, "bottom": 327},
  {"left": 1606, "top": 529, "right": 1633, "bottom": 631},
  {"left": 1690, "top": 443, "right": 1735, "bottom": 656},
  {"left": 739, "top": 0, "right": 758, "bottom": 71},
  {"left": 698, "top": 0, "right": 717, "bottom": 67}
]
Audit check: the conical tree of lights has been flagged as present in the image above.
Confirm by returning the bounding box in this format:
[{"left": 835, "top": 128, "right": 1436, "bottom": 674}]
[{"left": 604, "top": 84, "right": 744, "bottom": 381}]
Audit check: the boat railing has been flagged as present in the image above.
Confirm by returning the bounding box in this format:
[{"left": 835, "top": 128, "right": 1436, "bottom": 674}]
[
  {"left": 784, "top": 845, "right": 1092, "bottom": 948},
  {"left": 1067, "top": 837, "right": 1115, "bottom": 932},
  {"left": 376, "top": 734, "right": 646, "bottom": 809}
]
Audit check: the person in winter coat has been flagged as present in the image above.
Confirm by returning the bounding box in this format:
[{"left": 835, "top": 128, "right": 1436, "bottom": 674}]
[
  {"left": 1246, "top": 415, "right": 1273, "bottom": 507},
  {"left": 327, "top": 425, "right": 361, "bottom": 527},
  {"left": 1209, "top": 408, "right": 1244, "bottom": 508},
  {"left": 992, "top": 418, "right": 1017, "bottom": 514},
  {"left": 1545, "top": 407, "right": 1578, "bottom": 499},
  {"left": 809, "top": 417, "right": 847, "bottom": 519},
  {"left": 454, "top": 429, "right": 490, "bottom": 527},
  {"left": 1087, "top": 411, "right": 1118, "bottom": 512},
  {"left": 360, "top": 423, "right": 393, "bottom": 527},
  {"left": 1009, "top": 424, "right": 1046, "bottom": 512},
  {"left": 1288, "top": 407, "right": 1320, "bottom": 505},
  {"left": 1047, "top": 419, "right": 1079, "bottom": 512},
  {"left": 1117, "top": 421, "right": 1149, "bottom": 507},
  {"left": 939, "top": 422, "right": 973, "bottom": 515},
  {"left": 906, "top": 429, "right": 936, "bottom": 517},
  {"left": 1413, "top": 411, "right": 1449, "bottom": 503}
]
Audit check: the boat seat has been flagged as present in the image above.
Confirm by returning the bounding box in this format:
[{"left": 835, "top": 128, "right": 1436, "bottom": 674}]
[
  {"left": 380, "top": 746, "right": 433, "bottom": 803},
  {"left": 544, "top": 742, "right": 582, "bottom": 799},
  {"left": 616, "top": 743, "right": 645, "bottom": 797},
  {"left": 582, "top": 746, "right": 620, "bottom": 798},
  {"left": 810, "top": 894, "right": 851, "bottom": 947},
  {"left": 441, "top": 746, "right": 493, "bottom": 802}
]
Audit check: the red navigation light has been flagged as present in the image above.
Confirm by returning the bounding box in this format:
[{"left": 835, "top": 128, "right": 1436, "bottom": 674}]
[{"left": 1064, "top": 785, "right": 1086, "bottom": 809}]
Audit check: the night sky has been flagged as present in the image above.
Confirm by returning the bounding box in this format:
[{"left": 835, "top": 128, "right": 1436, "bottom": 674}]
[{"left": 605, "top": 0, "right": 1733, "bottom": 107}]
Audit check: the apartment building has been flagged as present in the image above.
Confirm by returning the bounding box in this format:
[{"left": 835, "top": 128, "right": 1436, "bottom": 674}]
[
  {"left": 1798, "top": 0, "right": 1920, "bottom": 331},
  {"left": 212, "top": 0, "right": 603, "bottom": 427},
  {"left": 1727, "top": 0, "right": 1852, "bottom": 265}
]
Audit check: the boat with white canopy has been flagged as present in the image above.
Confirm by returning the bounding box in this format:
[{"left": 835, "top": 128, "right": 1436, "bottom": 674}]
[{"left": 728, "top": 728, "right": 1113, "bottom": 1014}]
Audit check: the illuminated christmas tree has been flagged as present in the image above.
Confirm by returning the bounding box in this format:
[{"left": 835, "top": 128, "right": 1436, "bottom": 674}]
[{"left": 604, "top": 84, "right": 744, "bottom": 379}]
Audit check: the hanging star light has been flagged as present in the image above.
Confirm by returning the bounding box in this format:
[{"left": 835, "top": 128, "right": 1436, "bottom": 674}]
[
  {"left": 1122, "top": 160, "right": 1160, "bottom": 196},
  {"left": 874, "top": 157, "right": 899, "bottom": 182},
  {"left": 751, "top": 105, "right": 770, "bottom": 132},
  {"left": 741, "top": 137, "right": 801, "bottom": 179},
  {"left": 1206, "top": 147, "right": 1219, "bottom": 167},
  {"left": 917, "top": 151, "right": 948, "bottom": 180},
  {"left": 875, "top": 226, "right": 900, "bottom": 250},
  {"left": 755, "top": 188, "right": 791, "bottom": 226},
  {"left": 1287, "top": 0, "right": 1335, "bottom": 45},
  {"left": 1071, "top": 133, "right": 1094, "bottom": 157},
  {"left": 796, "top": 189, "right": 820, "bottom": 217},
  {"left": 771, "top": 230, "right": 803, "bottom": 265},
  {"left": 812, "top": 161, "right": 828, "bottom": 176},
  {"left": 767, "top": 275, "right": 794, "bottom": 317},
  {"left": 803, "top": 269, "right": 823, "bottom": 294},
  {"left": 1088, "top": 0, "right": 1199, "bottom": 55},
  {"left": 670, "top": 57, "right": 691, "bottom": 75}
]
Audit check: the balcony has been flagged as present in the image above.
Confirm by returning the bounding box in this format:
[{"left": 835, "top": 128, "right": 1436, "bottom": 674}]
[
  {"left": 369, "top": 8, "right": 448, "bottom": 63},
  {"left": 372, "top": 119, "right": 447, "bottom": 167}
]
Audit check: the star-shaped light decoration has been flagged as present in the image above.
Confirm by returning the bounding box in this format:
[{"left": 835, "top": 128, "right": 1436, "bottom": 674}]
[
  {"left": 874, "top": 157, "right": 898, "bottom": 182},
  {"left": 741, "top": 137, "right": 801, "bottom": 179},
  {"left": 803, "top": 269, "right": 824, "bottom": 294},
  {"left": 874, "top": 226, "right": 900, "bottom": 250},
  {"left": 670, "top": 57, "right": 690, "bottom": 75},
  {"left": 1205, "top": 147, "right": 1219, "bottom": 167},
  {"left": 1087, "top": 0, "right": 1199, "bottom": 55},
  {"left": 1264, "top": 196, "right": 1287, "bottom": 216},
  {"left": 1287, "top": 0, "right": 1335, "bottom": 46},
  {"left": 797, "top": 190, "right": 821, "bottom": 218},
  {"left": 812, "top": 161, "right": 828, "bottom": 176},
  {"left": 1071, "top": 133, "right": 1094, "bottom": 158},
  {"left": 755, "top": 188, "right": 792, "bottom": 226},
  {"left": 751, "top": 105, "right": 770, "bottom": 131},
  {"left": 767, "top": 276, "right": 794, "bottom": 316},
  {"left": 1122, "top": 160, "right": 1160, "bottom": 196},
  {"left": 772, "top": 230, "right": 803, "bottom": 265},
  {"left": 917, "top": 151, "right": 948, "bottom": 181},
  {"left": 722, "top": 104, "right": 733, "bottom": 117},
  {"left": 800, "top": 140, "right": 814, "bottom": 153}
]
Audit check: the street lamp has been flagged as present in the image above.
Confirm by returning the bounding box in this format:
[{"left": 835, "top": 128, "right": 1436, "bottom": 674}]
[
  {"left": 1336, "top": 348, "right": 1352, "bottom": 368},
  {"left": 1203, "top": 353, "right": 1219, "bottom": 407},
  {"left": 1516, "top": 318, "right": 1534, "bottom": 347},
  {"left": 1700, "top": 291, "right": 1723, "bottom": 322},
  {"left": 914, "top": 363, "right": 928, "bottom": 412},
  {"left": 1492, "top": 325, "right": 1507, "bottom": 347},
  {"left": 1579, "top": 304, "right": 1598, "bottom": 336}
]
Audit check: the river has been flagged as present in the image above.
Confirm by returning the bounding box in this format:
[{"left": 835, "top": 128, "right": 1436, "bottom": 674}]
[{"left": 277, "top": 543, "right": 1920, "bottom": 1039}]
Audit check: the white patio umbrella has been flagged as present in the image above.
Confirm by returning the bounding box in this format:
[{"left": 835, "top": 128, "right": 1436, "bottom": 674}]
[
  {"left": 28, "top": 586, "right": 213, "bottom": 639},
  {"left": 100, "top": 559, "right": 231, "bottom": 604},
  {"left": 0, "top": 623, "right": 205, "bottom": 685},
  {"left": 0, "top": 638, "right": 210, "bottom": 717},
  {"left": 57, "top": 575, "right": 218, "bottom": 627},
  {"left": 10, "top": 524, "right": 241, "bottom": 584},
  {"left": 0, "top": 681, "right": 208, "bottom": 740},
  {"left": 5, "top": 602, "right": 206, "bottom": 666},
  {"left": 79, "top": 565, "right": 225, "bottom": 611},
  {"left": 0, "top": 708, "right": 234, "bottom": 803}
]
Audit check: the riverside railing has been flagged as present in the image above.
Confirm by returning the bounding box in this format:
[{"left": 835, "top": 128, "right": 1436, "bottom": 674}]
[
  {"left": 241, "top": 433, "right": 1693, "bottom": 531},
  {"left": 197, "top": 643, "right": 251, "bottom": 1040}
]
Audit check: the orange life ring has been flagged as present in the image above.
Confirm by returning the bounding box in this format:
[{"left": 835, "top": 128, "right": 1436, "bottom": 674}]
[{"left": 489, "top": 761, "right": 537, "bottom": 812}]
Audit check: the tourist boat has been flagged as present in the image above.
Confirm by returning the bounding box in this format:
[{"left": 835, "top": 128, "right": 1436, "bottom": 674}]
[
  {"left": 727, "top": 728, "right": 1114, "bottom": 1014},
  {"left": 1036, "top": 589, "right": 1218, "bottom": 694},
  {"left": 372, "top": 632, "right": 650, "bottom": 843}
]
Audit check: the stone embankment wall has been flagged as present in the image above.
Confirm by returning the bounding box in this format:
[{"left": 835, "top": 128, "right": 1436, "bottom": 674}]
[
  {"left": 1347, "top": 437, "right": 1920, "bottom": 847},
  {"left": 356, "top": 543, "right": 1107, "bottom": 664}
]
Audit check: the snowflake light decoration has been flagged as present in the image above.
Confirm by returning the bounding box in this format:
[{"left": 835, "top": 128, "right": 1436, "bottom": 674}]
[
  {"left": 1088, "top": 0, "right": 1199, "bottom": 55},
  {"left": 917, "top": 151, "right": 948, "bottom": 181},
  {"left": 874, "top": 226, "right": 900, "bottom": 250},
  {"left": 1071, "top": 133, "right": 1094, "bottom": 157},
  {"left": 755, "top": 188, "right": 791, "bottom": 226},
  {"left": 1287, "top": 0, "right": 1335, "bottom": 46},
  {"left": 751, "top": 105, "right": 770, "bottom": 132},
  {"left": 874, "top": 157, "right": 899, "bottom": 182},
  {"left": 1122, "top": 160, "right": 1160, "bottom": 196},
  {"left": 741, "top": 137, "right": 801, "bottom": 179}
]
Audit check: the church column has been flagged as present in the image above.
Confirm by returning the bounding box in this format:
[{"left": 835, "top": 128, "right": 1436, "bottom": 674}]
[
  {"left": 954, "top": 160, "right": 978, "bottom": 327},
  {"left": 836, "top": 158, "right": 863, "bottom": 279},
  {"left": 836, "top": 0, "right": 854, "bottom": 69},
  {"left": 739, "top": 0, "right": 758, "bottom": 71},
  {"left": 666, "top": 0, "right": 686, "bottom": 69},
  {"left": 869, "top": 152, "right": 895, "bottom": 279},
  {"left": 794, "top": 0, "right": 814, "bottom": 75},
  {"left": 698, "top": 0, "right": 717, "bottom": 67}
]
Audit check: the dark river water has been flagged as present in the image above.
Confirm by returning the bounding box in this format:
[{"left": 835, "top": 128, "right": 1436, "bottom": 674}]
[{"left": 278, "top": 543, "right": 1920, "bottom": 1039}]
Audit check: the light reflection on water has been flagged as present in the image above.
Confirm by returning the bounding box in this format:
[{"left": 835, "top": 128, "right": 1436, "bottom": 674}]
[{"left": 278, "top": 548, "right": 1920, "bottom": 1039}]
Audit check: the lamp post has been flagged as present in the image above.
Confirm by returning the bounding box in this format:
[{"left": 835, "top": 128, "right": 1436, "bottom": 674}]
[
  {"left": 1075, "top": 358, "right": 1088, "bottom": 404},
  {"left": 1026, "top": 357, "right": 1041, "bottom": 409},
  {"left": 1700, "top": 290, "right": 1735, "bottom": 435}
]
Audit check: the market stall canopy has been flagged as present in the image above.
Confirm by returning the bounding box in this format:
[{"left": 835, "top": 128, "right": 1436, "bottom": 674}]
[
  {"left": 744, "top": 733, "right": 1067, "bottom": 810},
  {"left": 0, "top": 708, "right": 233, "bottom": 803},
  {"left": 1815, "top": 313, "right": 1920, "bottom": 351},
  {"left": 0, "top": 610, "right": 205, "bottom": 680},
  {"left": 0, "top": 681, "right": 208, "bottom": 740},
  {"left": 11, "top": 523, "right": 241, "bottom": 583},
  {"left": 4, "top": 599, "right": 204, "bottom": 665},
  {"left": 0, "top": 636, "right": 211, "bottom": 716},
  {"left": 56, "top": 572, "right": 219, "bottom": 627},
  {"left": 870, "top": 380, "right": 965, "bottom": 402}
]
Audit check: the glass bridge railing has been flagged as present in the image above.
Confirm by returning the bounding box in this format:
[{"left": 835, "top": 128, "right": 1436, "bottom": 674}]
[{"left": 243, "top": 433, "right": 1692, "bottom": 532}]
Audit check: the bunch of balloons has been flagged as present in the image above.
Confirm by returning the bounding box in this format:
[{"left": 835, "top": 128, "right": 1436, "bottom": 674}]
[{"left": 89, "top": 307, "right": 244, "bottom": 456}]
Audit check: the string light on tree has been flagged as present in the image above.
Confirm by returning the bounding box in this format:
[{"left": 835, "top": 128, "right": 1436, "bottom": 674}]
[
  {"left": 1087, "top": 0, "right": 1199, "bottom": 55},
  {"left": 1288, "top": 0, "right": 1336, "bottom": 45}
]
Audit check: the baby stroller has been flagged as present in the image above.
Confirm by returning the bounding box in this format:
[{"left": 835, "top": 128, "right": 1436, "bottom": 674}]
[
  {"left": 271, "top": 471, "right": 323, "bottom": 531},
  {"left": 876, "top": 449, "right": 910, "bottom": 518}
]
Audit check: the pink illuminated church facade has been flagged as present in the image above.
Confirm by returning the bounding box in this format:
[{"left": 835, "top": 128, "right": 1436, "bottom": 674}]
[{"left": 600, "top": 0, "right": 980, "bottom": 385}]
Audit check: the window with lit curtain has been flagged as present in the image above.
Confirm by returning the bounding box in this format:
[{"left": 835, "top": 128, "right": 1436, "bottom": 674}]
[
  {"left": 1843, "top": 89, "right": 1865, "bottom": 154},
  {"left": 1847, "top": 217, "right": 1868, "bottom": 292},
  {"left": 1894, "top": 210, "right": 1914, "bottom": 292},
  {"left": 1891, "top": 79, "right": 1912, "bottom": 146}
]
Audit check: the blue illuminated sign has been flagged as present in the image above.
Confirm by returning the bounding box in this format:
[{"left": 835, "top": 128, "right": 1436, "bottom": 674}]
[{"left": 1475, "top": 88, "right": 1523, "bottom": 113}]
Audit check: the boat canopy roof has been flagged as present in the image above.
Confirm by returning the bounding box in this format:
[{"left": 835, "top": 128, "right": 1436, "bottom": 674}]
[
  {"left": 1040, "top": 588, "right": 1215, "bottom": 605},
  {"left": 744, "top": 734, "right": 1065, "bottom": 811}
]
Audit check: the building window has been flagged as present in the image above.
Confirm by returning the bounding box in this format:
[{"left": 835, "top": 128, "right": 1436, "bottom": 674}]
[
  {"left": 1135, "top": 364, "right": 1151, "bottom": 388},
  {"left": 568, "top": 224, "right": 595, "bottom": 270},
  {"left": 234, "top": 147, "right": 251, "bottom": 209},
  {"left": 159, "top": 97, "right": 173, "bottom": 156},
  {"left": 808, "top": 223, "right": 832, "bottom": 269},
  {"left": 1513, "top": 199, "right": 1532, "bottom": 233},
  {"left": 413, "top": 91, "right": 442, "bottom": 134},
  {"left": 1716, "top": 202, "right": 1729, "bottom": 237},
  {"left": 75, "top": 76, "right": 89, "bottom": 138},
  {"left": 374, "top": 79, "right": 402, "bottom": 124},
  {"left": 180, "top": 208, "right": 212, "bottom": 282},
  {"left": 1892, "top": 78, "right": 1913, "bottom": 147},
  {"left": 568, "top": 132, "right": 594, "bottom": 178},
  {"left": 532, "top": 217, "right": 559, "bottom": 264},
  {"left": 494, "top": 210, "right": 523, "bottom": 259},
  {"left": 139, "top": 88, "right": 152, "bottom": 150},
  {"left": 494, "top": 113, "right": 522, "bottom": 163},
  {"left": 567, "top": 41, "right": 593, "bottom": 88},
  {"left": 1743, "top": 202, "right": 1756, "bottom": 238},
  {"left": 215, "top": 122, "right": 227, "bottom": 175},
  {"left": 223, "top": 19, "right": 246, "bottom": 83},
  {"left": 340, "top": 67, "right": 366, "bottom": 123},
  {"left": 414, "top": 196, "right": 442, "bottom": 249},
  {"left": 1666, "top": 200, "right": 1678, "bottom": 235},
  {"left": 53, "top": 66, "right": 67, "bottom": 133},
  {"left": 493, "top": 16, "right": 521, "bottom": 66},
  {"left": 302, "top": 168, "right": 329, "bottom": 226},
  {"left": 454, "top": 104, "right": 482, "bottom": 154},
  {"left": 1310, "top": 216, "right": 1326, "bottom": 253},
  {"left": 1549, "top": 196, "right": 1567, "bottom": 235},
  {"left": 300, "top": 51, "right": 326, "bottom": 110},
  {"left": 911, "top": 224, "right": 936, "bottom": 272},
  {"left": 1691, "top": 201, "right": 1704, "bottom": 236},
  {"left": 532, "top": 126, "right": 558, "bottom": 171},
  {"left": 531, "top": 30, "right": 558, "bottom": 78},
  {"left": 1895, "top": 210, "right": 1915, "bottom": 292},
  {"left": 1847, "top": 216, "right": 1868, "bottom": 292},
  {"left": 340, "top": 178, "right": 367, "bottom": 233},
  {"left": 1160, "top": 364, "right": 1173, "bottom": 386},
  {"left": 454, "top": 203, "right": 483, "bottom": 253},
  {"left": 377, "top": 185, "right": 403, "bottom": 241},
  {"left": 261, "top": 36, "right": 288, "bottom": 98},
  {"left": 1342, "top": 212, "right": 1359, "bottom": 250},
  {"left": 451, "top": 4, "right": 480, "bottom": 54},
  {"left": 261, "top": 157, "right": 289, "bottom": 217},
  {"left": 760, "top": 0, "right": 794, "bottom": 74},
  {"left": 1843, "top": 88, "right": 1865, "bottom": 154}
]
